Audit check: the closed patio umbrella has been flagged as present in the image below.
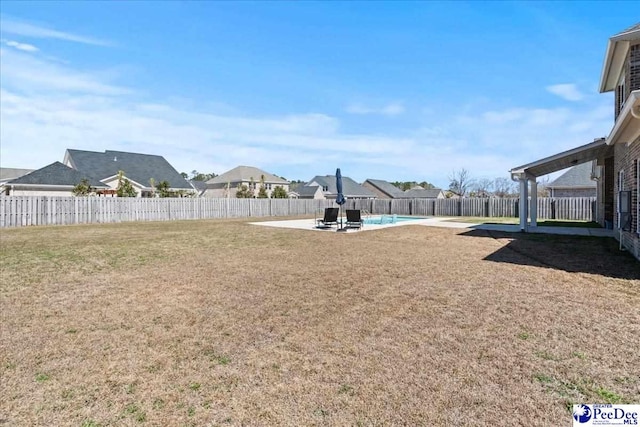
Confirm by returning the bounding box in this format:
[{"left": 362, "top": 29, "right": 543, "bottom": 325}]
[{"left": 335, "top": 168, "right": 346, "bottom": 230}]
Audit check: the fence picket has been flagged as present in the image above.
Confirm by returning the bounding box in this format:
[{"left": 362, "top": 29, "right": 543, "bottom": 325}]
[{"left": 0, "top": 196, "right": 596, "bottom": 228}]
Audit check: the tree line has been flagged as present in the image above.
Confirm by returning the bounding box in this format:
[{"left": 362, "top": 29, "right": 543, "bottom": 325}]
[{"left": 446, "top": 168, "right": 548, "bottom": 198}]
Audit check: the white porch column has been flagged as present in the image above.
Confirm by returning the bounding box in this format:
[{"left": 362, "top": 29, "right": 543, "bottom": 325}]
[
  {"left": 529, "top": 178, "right": 537, "bottom": 227},
  {"left": 519, "top": 178, "right": 528, "bottom": 231}
]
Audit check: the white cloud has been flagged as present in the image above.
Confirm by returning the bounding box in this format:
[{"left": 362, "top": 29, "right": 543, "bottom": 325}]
[
  {"left": 0, "top": 45, "right": 613, "bottom": 187},
  {"left": 346, "top": 102, "right": 405, "bottom": 116},
  {"left": 0, "top": 48, "right": 128, "bottom": 95},
  {"left": 0, "top": 17, "right": 110, "bottom": 46},
  {"left": 3, "top": 39, "right": 38, "bottom": 52},
  {"left": 546, "top": 83, "right": 584, "bottom": 101}
]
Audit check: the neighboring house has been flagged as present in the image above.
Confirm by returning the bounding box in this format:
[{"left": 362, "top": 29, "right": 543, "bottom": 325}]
[
  {"left": 362, "top": 179, "right": 406, "bottom": 199},
  {"left": 510, "top": 23, "right": 639, "bottom": 259},
  {"left": 363, "top": 179, "right": 445, "bottom": 199},
  {"left": 189, "top": 180, "right": 208, "bottom": 197},
  {"left": 0, "top": 168, "right": 34, "bottom": 195},
  {"left": 63, "top": 149, "right": 194, "bottom": 197},
  {"left": 5, "top": 162, "right": 109, "bottom": 196},
  {"left": 288, "top": 184, "right": 324, "bottom": 199},
  {"left": 404, "top": 187, "right": 446, "bottom": 199},
  {"left": 302, "top": 175, "right": 377, "bottom": 200},
  {"left": 597, "top": 23, "right": 640, "bottom": 258},
  {"left": 204, "top": 166, "right": 289, "bottom": 198},
  {"left": 547, "top": 162, "right": 597, "bottom": 198}
]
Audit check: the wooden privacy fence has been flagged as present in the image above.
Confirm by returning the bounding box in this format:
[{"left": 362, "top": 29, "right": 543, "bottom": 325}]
[{"left": 0, "top": 196, "right": 596, "bottom": 228}]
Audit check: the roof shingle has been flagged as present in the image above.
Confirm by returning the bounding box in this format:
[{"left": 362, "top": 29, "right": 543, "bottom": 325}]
[
  {"left": 547, "top": 162, "right": 596, "bottom": 188},
  {"left": 363, "top": 179, "right": 405, "bottom": 198},
  {"left": 207, "top": 166, "right": 288, "bottom": 185},
  {"left": 307, "top": 175, "right": 376, "bottom": 198},
  {"left": 66, "top": 149, "right": 192, "bottom": 189},
  {"left": 9, "top": 162, "right": 109, "bottom": 188}
]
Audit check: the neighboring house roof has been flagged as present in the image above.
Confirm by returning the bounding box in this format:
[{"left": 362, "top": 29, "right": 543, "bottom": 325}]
[
  {"left": 295, "top": 185, "right": 322, "bottom": 197},
  {"left": 307, "top": 175, "right": 377, "bottom": 198},
  {"left": 363, "top": 179, "right": 405, "bottom": 198},
  {"left": 65, "top": 149, "right": 192, "bottom": 189},
  {"left": 189, "top": 180, "right": 208, "bottom": 192},
  {"left": 547, "top": 162, "right": 596, "bottom": 189},
  {"left": 0, "top": 168, "right": 34, "bottom": 182},
  {"left": 403, "top": 188, "right": 444, "bottom": 198},
  {"left": 207, "top": 166, "right": 289, "bottom": 185},
  {"left": 8, "top": 162, "right": 108, "bottom": 188}
]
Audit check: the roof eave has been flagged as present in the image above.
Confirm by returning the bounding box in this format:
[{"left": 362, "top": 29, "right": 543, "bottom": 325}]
[
  {"left": 599, "top": 39, "right": 629, "bottom": 93},
  {"left": 600, "top": 27, "right": 640, "bottom": 92},
  {"left": 510, "top": 138, "right": 609, "bottom": 179},
  {"left": 8, "top": 183, "right": 110, "bottom": 190},
  {"left": 606, "top": 91, "right": 640, "bottom": 145}
]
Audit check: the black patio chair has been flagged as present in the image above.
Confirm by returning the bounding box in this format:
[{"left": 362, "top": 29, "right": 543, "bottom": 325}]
[
  {"left": 346, "top": 209, "right": 362, "bottom": 229},
  {"left": 316, "top": 207, "right": 339, "bottom": 228}
]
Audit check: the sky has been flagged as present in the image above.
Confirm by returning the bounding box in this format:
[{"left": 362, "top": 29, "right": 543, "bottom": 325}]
[{"left": 0, "top": 2, "right": 635, "bottom": 188}]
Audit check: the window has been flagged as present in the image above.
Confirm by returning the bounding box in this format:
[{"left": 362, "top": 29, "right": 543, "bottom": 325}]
[
  {"left": 637, "top": 159, "right": 640, "bottom": 235},
  {"left": 322, "top": 186, "right": 328, "bottom": 192},
  {"left": 266, "top": 183, "right": 272, "bottom": 190}
]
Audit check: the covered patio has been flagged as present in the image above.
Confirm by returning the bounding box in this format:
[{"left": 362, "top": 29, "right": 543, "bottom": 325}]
[{"left": 509, "top": 138, "right": 613, "bottom": 231}]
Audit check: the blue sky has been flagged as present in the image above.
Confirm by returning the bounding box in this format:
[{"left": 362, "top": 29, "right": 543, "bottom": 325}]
[{"left": 0, "top": 2, "right": 634, "bottom": 187}]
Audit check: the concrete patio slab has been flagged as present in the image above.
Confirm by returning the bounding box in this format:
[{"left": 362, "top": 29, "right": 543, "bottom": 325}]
[{"left": 250, "top": 216, "right": 616, "bottom": 238}]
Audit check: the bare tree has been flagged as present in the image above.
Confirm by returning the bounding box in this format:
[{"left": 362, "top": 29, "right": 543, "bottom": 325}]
[
  {"left": 537, "top": 176, "right": 550, "bottom": 197},
  {"left": 493, "top": 177, "right": 517, "bottom": 198},
  {"left": 448, "top": 168, "right": 474, "bottom": 197},
  {"left": 472, "top": 178, "right": 493, "bottom": 198}
]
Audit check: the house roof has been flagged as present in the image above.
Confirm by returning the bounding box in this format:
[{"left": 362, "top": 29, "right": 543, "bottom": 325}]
[
  {"left": 363, "top": 179, "right": 405, "bottom": 198},
  {"left": 600, "top": 22, "right": 640, "bottom": 92},
  {"left": 8, "top": 162, "right": 109, "bottom": 188},
  {"left": 403, "top": 188, "right": 443, "bottom": 198},
  {"left": 606, "top": 90, "right": 640, "bottom": 145},
  {"left": 547, "top": 162, "right": 596, "bottom": 189},
  {"left": 0, "top": 168, "right": 34, "bottom": 181},
  {"left": 189, "top": 180, "right": 208, "bottom": 192},
  {"left": 307, "top": 175, "right": 376, "bottom": 197},
  {"left": 510, "top": 138, "right": 613, "bottom": 178},
  {"left": 207, "top": 166, "right": 289, "bottom": 185},
  {"left": 65, "top": 149, "right": 192, "bottom": 189},
  {"left": 612, "top": 23, "right": 640, "bottom": 39},
  {"left": 294, "top": 185, "right": 322, "bottom": 197}
]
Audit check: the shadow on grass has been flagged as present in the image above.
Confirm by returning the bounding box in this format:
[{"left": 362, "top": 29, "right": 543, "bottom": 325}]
[
  {"left": 532, "top": 220, "right": 601, "bottom": 229},
  {"left": 461, "top": 229, "right": 640, "bottom": 280}
]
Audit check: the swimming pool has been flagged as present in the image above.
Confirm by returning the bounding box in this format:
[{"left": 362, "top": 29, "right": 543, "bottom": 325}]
[{"left": 362, "top": 215, "right": 428, "bottom": 225}]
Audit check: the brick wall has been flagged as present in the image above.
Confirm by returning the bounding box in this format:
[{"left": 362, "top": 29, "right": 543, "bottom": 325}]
[
  {"left": 616, "top": 42, "right": 640, "bottom": 120},
  {"left": 629, "top": 43, "right": 640, "bottom": 93},
  {"left": 613, "top": 138, "right": 640, "bottom": 260},
  {"left": 550, "top": 188, "right": 596, "bottom": 198},
  {"left": 604, "top": 156, "right": 615, "bottom": 224}
]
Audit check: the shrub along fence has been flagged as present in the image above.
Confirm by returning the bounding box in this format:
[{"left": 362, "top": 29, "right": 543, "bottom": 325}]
[{"left": 0, "top": 196, "right": 596, "bottom": 228}]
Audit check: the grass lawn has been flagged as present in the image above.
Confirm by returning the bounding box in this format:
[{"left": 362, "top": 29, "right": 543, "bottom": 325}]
[
  {"left": 1, "top": 219, "right": 638, "bottom": 426},
  {"left": 446, "top": 217, "right": 602, "bottom": 228}
]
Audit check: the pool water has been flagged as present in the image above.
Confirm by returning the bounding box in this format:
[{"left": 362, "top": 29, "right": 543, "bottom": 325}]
[{"left": 362, "top": 215, "right": 427, "bottom": 225}]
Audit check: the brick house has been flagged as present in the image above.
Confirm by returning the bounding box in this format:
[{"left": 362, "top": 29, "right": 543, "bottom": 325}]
[
  {"left": 596, "top": 23, "right": 640, "bottom": 258},
  {"left": 509, "top": 23, "right": 639, "bottom": 260},
  {"left": 546, "top": 162, "right": 597, "bottom": 198}
]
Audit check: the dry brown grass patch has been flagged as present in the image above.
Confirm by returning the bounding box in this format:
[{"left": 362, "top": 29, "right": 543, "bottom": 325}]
[{"left": 1, "top": 219, "right": 638, "bottom": 426}]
